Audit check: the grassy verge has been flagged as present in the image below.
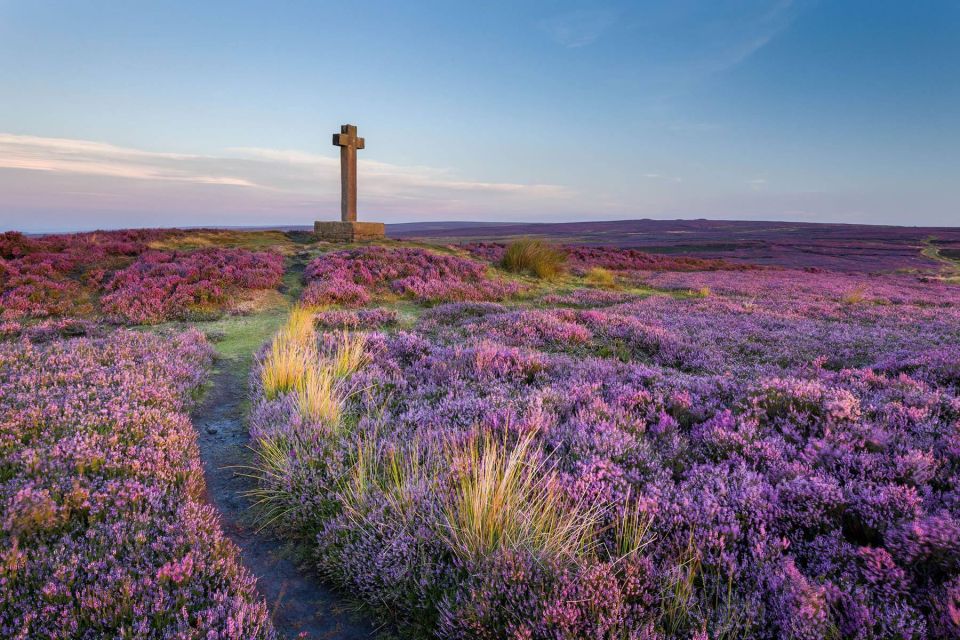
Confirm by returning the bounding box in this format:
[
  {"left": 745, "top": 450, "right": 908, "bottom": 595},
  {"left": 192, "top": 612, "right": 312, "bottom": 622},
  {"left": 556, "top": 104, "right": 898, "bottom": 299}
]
[{"left": 921, "top": 238, "right": 960, "bottom": 282}]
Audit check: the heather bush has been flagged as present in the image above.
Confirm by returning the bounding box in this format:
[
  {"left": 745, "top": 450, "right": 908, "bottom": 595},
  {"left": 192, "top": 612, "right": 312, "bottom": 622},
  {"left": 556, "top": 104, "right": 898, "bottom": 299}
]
[
  {"left": 500, "top": 238, "right": 567, "bottom": 279},
  {"left": 0, "top": 229, "right": 180, "bottom": 320},
  {"left": 102, "top": 248, "right": 284, "bottom": 323},
  {"left": 541, "top": 288, "right": 637, "bottom": 307},
  {"left": 303, "top": 246, "right": 522, "bottom": 305},
  {"left": 0, "top": 257, "right": 84, "bottom": 319},
  {"left": 315, "top": 307, "right": 398, "bottom": 329},
  {"left": 0, "top": 317, "right": 103, "bottom": 343},
  {"left": 0, "top": 330, "right": 274, "bottom": 638}
]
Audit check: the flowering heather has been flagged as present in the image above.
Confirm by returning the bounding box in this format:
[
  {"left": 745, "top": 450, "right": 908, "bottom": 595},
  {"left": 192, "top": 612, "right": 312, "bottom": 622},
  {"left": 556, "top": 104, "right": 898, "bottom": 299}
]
[
  {"left": 315, "top": 308, "right": 398, "bottom": 330},
  {"left": 0, "top": 229, "right": 182, "bottom": 320},
  {"left": 302, "top": 246, "right": 523, "bottom": 305},
  {"left": 251, "top": 259, "right": 960, "bottom": 639},
  {"left": 541, "top": 289, "right": 638, "bottom": 307},
  {"left": 102, "top": 248, "right": 284, "bottom": 324},
  {"left": 0, "top": 317, "right": 104, "bottom": 343},
  {"left": 0, "top": 330, "right": 274, "bottom": 638}
]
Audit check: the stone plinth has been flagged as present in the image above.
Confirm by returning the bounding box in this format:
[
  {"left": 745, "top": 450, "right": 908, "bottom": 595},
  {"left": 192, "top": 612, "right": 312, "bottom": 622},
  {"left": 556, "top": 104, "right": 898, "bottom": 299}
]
[{"left": 314, "top": 221, "right": 385, "bottom": 242}]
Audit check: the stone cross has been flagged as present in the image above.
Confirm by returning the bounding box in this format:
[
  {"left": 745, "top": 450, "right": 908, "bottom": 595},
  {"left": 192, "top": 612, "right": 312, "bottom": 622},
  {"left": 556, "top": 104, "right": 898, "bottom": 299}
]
[
  {"left": 332, "top": 124, "right": 365, "bottom": 222},
  {"left": 314, "top": 123, "right": 384, "bottom": 242}
]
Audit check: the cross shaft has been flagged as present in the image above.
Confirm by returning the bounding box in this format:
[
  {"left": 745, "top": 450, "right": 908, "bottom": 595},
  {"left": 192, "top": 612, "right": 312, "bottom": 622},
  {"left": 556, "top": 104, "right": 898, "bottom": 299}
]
[{"left": 332, "top": 124, "right": 365, "bottom": 222}]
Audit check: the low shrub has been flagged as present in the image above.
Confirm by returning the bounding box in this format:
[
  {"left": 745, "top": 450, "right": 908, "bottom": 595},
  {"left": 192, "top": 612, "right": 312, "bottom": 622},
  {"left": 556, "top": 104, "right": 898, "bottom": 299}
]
[
  {"left": 315, "top": 308, "right": 398, "bottom": 329},
  {"left": 303, "top": 246, "right": 522, "bottom": 305},
  {"left": 0, "top": 229, "right": 180, "bottom": 321},
  {"left": 0, "top": 330, "right": 273, "bottom": 638},
  {"left": 101, "top": 248, "right": 283, "bottom": 324}
]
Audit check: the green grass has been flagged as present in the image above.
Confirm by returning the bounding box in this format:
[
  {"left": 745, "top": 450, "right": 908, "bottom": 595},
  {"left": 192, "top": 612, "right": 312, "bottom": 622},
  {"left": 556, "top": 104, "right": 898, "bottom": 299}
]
[
  {"left": 148, "top": 229, "right": 303, "bottom": 252},
  {"left": 921, "top": 238, "right": 960, "bottom": 283}
]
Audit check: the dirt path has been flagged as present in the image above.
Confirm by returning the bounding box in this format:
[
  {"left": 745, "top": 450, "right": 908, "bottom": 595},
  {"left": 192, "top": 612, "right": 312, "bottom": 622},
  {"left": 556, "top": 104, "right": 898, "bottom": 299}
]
[{"left": 192, "top": 358, "right": 376, "bottom": 640}]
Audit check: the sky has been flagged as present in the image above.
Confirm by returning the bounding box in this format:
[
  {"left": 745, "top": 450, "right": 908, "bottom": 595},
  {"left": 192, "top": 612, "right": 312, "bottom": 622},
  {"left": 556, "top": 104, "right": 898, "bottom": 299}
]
[{"left": 0, "top": 0, "right": 957, "bottom": 232}]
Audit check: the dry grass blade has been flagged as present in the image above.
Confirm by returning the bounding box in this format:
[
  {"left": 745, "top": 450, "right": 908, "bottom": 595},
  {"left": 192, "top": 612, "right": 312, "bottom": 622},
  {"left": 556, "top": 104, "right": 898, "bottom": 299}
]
[
  {"left": 441, "top": 431, "right": 602, "bottom": 562},
  {"left": 295, "top": 364, "right": 342, "bottom": 424},
  {"left": 500, "top": 238, "right": 567, "bottom": 280},
  {"left": 328, "top": 330, "right": 369, "bottom": 379},
  {"left": 261, "top": 337, "right": 311, "bottom": 400},
  {"left": 613, "top": 490, "right": 655, "bottom": 561},
  {"left": 584, "top": 266, "right": 616, "bottom": 288},
  {"left": 260, "top": 306, "right": 318, "bottom": 399}
]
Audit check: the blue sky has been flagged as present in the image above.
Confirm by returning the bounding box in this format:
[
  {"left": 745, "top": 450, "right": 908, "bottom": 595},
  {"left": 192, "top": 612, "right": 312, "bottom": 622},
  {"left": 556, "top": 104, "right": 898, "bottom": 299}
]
[{"left": 0, "top": 0, "right": 957, "bottom": 231}]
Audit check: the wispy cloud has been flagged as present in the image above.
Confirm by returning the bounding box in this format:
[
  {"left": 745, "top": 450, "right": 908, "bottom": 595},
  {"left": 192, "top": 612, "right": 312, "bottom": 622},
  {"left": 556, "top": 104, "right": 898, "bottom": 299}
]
[
  {"left": 0, "top": 134, "right": 258, "bottom": 186},
  {"left": 539, "top": 9, "right": 617, "bottom": 48},
  {"left": 615, "top": 0, "right": 808, "bottom": 82},
  {"left": 642, "top": 172, "right": 683, "bottom": 183},
  {"left": 0, "top": 133, "right": 576, "bottom": 229},
  {"left": 692, "top": 0, "right": 806, "bottom": 72}
]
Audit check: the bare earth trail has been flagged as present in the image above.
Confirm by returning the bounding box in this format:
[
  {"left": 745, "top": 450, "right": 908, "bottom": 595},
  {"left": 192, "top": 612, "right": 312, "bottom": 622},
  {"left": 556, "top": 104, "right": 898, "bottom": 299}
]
[{"left": 192, "top": 357, "right": 376, "bottom": 640}]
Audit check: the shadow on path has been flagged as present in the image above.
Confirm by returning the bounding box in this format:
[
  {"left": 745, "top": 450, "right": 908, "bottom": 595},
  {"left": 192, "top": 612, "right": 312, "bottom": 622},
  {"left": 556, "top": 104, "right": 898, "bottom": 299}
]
[{"left": 192, "top": 360, "right": 376, "bottom": 640}]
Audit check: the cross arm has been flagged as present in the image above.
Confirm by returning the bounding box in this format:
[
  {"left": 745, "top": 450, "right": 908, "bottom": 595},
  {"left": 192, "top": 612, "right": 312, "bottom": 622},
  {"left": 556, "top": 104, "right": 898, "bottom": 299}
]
[{"left": 332, "top": 133, "right": 366, "bottom": 149}]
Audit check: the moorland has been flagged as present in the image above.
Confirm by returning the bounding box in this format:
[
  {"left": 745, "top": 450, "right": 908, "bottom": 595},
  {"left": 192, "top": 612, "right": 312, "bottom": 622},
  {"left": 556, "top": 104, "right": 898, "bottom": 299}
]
[{"left": 2, "top": 222, "right": 959, "bottom": 639}]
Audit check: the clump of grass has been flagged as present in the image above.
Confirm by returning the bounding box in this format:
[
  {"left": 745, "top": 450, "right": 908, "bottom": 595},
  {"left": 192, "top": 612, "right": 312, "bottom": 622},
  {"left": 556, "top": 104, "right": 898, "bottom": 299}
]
[
  {"left": 244, "top": 434, "right": 303, "bottom": 530},
  {"left": 613, "top": 491, "right": 655, "bottom": 560},
  {"left": 500, "top": 238, "right": 567, "bottom": 279},
  {"left": 659, "top": 535, "right": 703, "bottom": 636},
  {"left": 441, "top": 432, "right": 601, "bottom": 562},
  {"left": 260, "top": 306, "right": 317, "bottom": 399},
  {"left": 698, "top": 286, "right": 711, "bottom": 297},
  {"left": 339, "top": 433, "right": 378, "bottom": 519},
  {"left": 294, "top": 330, "right": 369, "bottom": 424},
  {"left": 584, "top": 266, "right": 617, "bottom": 288},
  {"left": 339, "top": 430, "right": 433, "bottom": 526},
  {"left": 285, "top": 305, "right": 317, "bottom": 345},
  {"left": 327, "top": 330, "right": 369, "bottom": 379},
  {"left": 841, "top": 286, "right": 867, "bottom": 304},
  {"left": 296, "top": 365, "right": 341, "bottom": 424},
  {"left": 261, "top": 337, "right": 311, "bottom": 400}
]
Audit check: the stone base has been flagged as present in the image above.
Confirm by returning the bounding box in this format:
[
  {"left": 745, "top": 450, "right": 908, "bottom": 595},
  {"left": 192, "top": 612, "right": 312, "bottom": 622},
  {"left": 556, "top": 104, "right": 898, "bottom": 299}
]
[{"left": 313, "top": 221, "right": 386, "bottom": 242}]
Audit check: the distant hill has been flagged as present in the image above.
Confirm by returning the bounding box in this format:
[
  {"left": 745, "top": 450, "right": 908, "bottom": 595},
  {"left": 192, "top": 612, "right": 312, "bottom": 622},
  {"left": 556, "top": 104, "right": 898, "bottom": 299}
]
[{"left": 386, "top": 218, "right": 960, "bottom": 273}]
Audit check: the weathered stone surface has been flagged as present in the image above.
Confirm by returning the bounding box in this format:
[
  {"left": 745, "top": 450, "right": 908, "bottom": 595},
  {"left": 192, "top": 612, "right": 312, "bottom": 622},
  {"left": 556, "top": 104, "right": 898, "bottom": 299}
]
[
  {"left": 314, "top": 221, "right": 385, "bottom": 242},
  {"left": 315, "top": 124, "right": 386, "bottom": 242},
  {"left": 332, "top": 124, "right": 364, "bottom": 222}
]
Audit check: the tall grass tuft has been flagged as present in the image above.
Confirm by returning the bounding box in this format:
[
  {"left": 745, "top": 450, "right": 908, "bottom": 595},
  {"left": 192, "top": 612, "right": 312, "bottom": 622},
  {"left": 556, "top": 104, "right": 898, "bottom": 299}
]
[
  {"left": 295, "top": 365, "right": 341, "bottom": 424},
  {"left": 338, "top": 430, "right": 433, "bottom": 528},
  {"left": 327, "top": 330, "right": 369, "bottom": 379},
  {"left": 500, "top": 238, "right": 567, "bottom": 279},
  {"left": 842, "top": 286, "right": 867, "bottom": 304},
  {"left": 659, "top": 534, "right": 703, "bottom": 636},
  {"left": 284, "top": 304, "right": 317, "bottom": 345},
  {"left": 243, "top": 434, "right": 302, "bottom": 530},
  {"left": 613, "top": 491, "right": 655, "bottom": 560},
  {"left": 261, "top": 337, "right": 311, "bottom": 400},
  {"left": 260, "top": 306, "right": 320, "bottom": 399},
  {"left": 294, "top": 330, "right": 370, "bottom": 425},
  {"left": 584, "top": 266, "right": 616, "bottom": 288},
  {"left": 441, "top": 432, "right": 601, "bottom": 562}
]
